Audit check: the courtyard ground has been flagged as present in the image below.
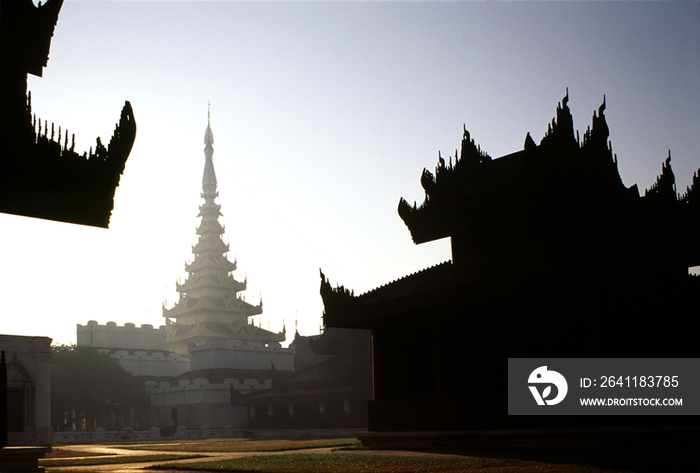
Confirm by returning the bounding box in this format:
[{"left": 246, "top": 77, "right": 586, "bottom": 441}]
[{"left": 41, "top": 437, "right": 694, "bottom": 473}]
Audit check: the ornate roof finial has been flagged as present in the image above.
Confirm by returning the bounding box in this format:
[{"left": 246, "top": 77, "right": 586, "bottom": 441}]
[
  {"left": 204, "top": 102, "right": 214, "bottom": 146},
  {"left": 202, "top": 105, "right": 217, "bottom": 201}
]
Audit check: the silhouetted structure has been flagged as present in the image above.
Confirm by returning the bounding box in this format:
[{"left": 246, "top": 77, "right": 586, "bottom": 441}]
[
  {"left": 0, "top": 338, "right": 52, "bottom": 472},
  {"left": 0, "top": 337, "right": 53, "bottom": 446},
  {"left": 236, "top": 328, "right": 371, "bottom": 434},
  {"left": 321, "top": 91, "right": 698, "bottom": 453},
  {"left": 0, "top": 0, "right": 136, "bottom": 228}
]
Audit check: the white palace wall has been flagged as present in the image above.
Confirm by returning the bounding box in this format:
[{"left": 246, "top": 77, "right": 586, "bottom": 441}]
[
  {"left": 77, "top": 320, "right": 166, "bottom": 351},
  {"left": 76, "top": 321, "right": 297, "bottom": 435},
  {"left": 77, "top": 321, "right": 189, "bottom": 378},
  {"left": 77, "top": 322, "right": 296, "bottom": 378},
  {"left": 107, "top": 350, "right": 190, "bottom": 378},
  {"left": 145, "top": 378, "right": 270, "bottom": 429},
  {"left": 189, "top": 339, "right": 295, "bottom": 372}
]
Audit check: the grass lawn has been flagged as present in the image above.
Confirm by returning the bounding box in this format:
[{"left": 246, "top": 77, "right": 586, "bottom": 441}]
[
  {"left": 124, "top": 437, "right": 361, "bottom": 452},
  {"left": 41, "top": 453, "right": 205, "bottom": 467},
  {"left": 45, "top": 449, "right": 108, "bottom": 459},
  {"left": 144, "top": 452, "right": 639, "bottom": 472}
]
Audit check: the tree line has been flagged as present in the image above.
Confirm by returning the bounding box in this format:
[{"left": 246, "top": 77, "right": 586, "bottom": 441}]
[{"left": 51, "top": 344, "right": 148, "bottom": 432}]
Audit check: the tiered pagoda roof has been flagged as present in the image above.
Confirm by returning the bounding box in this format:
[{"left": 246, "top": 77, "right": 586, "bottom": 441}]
[{"left": 163, "top": 110, "right": 284, "bottom": 354}]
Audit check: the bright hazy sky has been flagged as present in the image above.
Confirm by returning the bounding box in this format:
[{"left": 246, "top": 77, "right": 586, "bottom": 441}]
[{"left": 1, "top": 1, "right": 698, "bottom": 346}]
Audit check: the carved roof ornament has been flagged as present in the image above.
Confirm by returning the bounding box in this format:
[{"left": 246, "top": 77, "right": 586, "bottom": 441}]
[
  {"left": 394, "top": 89, "right": 700, "bottom": 267},
  {"left": 0, "top": 0, "right": 136, "bottom": 228},
  {"left": 396, "top": 90, "right": 698, "bottom": 248}
]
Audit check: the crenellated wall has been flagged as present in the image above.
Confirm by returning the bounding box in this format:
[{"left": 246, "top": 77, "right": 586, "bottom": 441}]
[
  {"left": 189, "top": 339, "right": 295, "bottom": 372},
  {"left": 77, "top": 321, "right": 189, "bottom": 378},
  {"left": 77, "top": 321, "right": 167, "bottom": 351},
  {"left": 145, "top": 378, "right": 261, "bottom": 429},
  {"left": 105, "top": 349, "right": 190, "bottom": 378},
  {"left": 76, "top": 321, "right": 298, "bottom": 433}
]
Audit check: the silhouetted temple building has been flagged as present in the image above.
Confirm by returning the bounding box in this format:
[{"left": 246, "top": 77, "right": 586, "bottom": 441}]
[
  {"left": 0, "top": 0, "right": 136, "bottom": 228},
  {"left": 321, "top": 92, "right": 698, "bottom": 446}
]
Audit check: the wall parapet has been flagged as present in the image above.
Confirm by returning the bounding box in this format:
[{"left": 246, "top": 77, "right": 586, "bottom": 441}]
[
  {"left": 77, "top": 321, "right": 167, "bottom": 351},
  {"left": 189, "top": 339, "right": 295, "bottom": 372},
  {"left": 106, "top": 349, "right": 190, "bottom": 378},
  {"left": 148, "top": 378, "right": 272, "bottom": 407}
]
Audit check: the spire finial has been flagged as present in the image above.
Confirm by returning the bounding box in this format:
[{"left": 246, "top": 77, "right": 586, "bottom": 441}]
[
  {"left": 204, "top": 104, "right": 214, "bottom": 146},
  {"left": 202, "top": 105, "right": 217, "bottom": 196}
]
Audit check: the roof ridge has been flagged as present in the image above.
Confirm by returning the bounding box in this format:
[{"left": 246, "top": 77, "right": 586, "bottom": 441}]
[{"left": 360, "top": 260, "right": 453, "bottom": 297}]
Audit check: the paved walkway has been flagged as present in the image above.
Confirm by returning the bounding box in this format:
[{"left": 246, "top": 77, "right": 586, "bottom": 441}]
[{"left": 46, "top": 444, "right": 470, "bottom": 472}]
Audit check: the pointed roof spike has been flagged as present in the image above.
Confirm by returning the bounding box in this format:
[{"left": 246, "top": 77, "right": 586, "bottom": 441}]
[
  {"left": 202, "top": 106, "right": 217, "bottom": 195},
  {"left": 204, "top": 119, "right": 214, "bottom": 146},
  {"left": 599, "top": 95, "right": 606, "bottom": 115}
]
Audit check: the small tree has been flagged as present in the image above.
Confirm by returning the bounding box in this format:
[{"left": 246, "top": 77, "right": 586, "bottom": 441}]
[{"left": 51, "top": 344, "right": 149, "bottom": 431}]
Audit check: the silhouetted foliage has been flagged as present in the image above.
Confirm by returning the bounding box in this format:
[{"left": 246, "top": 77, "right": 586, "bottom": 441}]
[{"left": 51, "top": 344, "right": 148, "bottom": 432}]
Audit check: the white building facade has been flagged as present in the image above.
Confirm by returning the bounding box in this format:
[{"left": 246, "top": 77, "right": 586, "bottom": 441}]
[{"left": 1, "top": 334, "right": 53, "bottom": 446}]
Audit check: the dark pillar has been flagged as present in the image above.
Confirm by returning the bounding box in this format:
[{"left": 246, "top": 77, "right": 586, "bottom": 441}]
[{"left": 1, "top": 350, "right": 7, "bottom": 447}]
